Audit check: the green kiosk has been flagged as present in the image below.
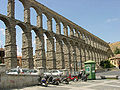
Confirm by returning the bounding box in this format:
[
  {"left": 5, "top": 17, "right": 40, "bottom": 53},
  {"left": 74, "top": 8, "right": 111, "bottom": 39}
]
[{"left": 84, "top": 60, "right": 96, "bottom": 80}]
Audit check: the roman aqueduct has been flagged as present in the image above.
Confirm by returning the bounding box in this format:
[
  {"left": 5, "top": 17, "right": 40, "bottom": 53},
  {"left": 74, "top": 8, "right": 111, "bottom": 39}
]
[{"left": 0, "top": 0, "right": 113, "bottom": 73}]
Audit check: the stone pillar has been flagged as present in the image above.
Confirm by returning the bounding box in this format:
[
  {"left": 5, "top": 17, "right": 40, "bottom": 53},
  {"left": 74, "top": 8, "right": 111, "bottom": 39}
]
[
  {"left": 93, "top": 51, "right": 96, "bottom": 62},
  {"left": 70, "top": 28, "right": 74, "bottom": 36},
  {"left": 80, "top": 31, "right": 83, "bottom": 39},
  {"left": 35, "top": 13, "right": 46, "bottom": 68},
  {"left": 75, "top": 31, "right": 78, "bottom": 37},
  {"left": 24, "top": 7, "right": 30, "bottom": 23},
  {"left": 22, "top": 31, "right": 34, "bottom": 69},
  {"left": 72, "top": 46, "right": 77, "bottom": 73},
  {"left": 82, "top": 45, "right": 86, "bottom": 62},
  {"left": 90, "top": 50, "right": 93, "bottom": 60},
  {"left": 88, "top": 50, "right": 91, "bottom": 60},
  {"left": 56, "top": 22, "right": 61, "bottom": 34},
  {"left": 79, "top": 47, "right": 83, "bottom": 69},
  {"left": 69, "top": 45, "right": 78, "bottom": 74},
  {"left": 63, "top": 44, "right": 69, "bottom": 69},
  {"left": 37, "top": 13, "right": 43, "bottom": 27},
  {"left": 97, "top": 53, "right": 101, "bottom": 64},
  {"left": 85, "top": 49, "right": 89, "bottom": 61},
  {"left": 34, "top": 33, "right": 46, "bottom": 69},
  {"left": 68, "top": 45, "right": 72, "bottom": 74},
  {"left": 63, "top": 26, "right": 68, "bottom": 36},
  {"left": 46, "top": 37, "right": 56, "bottom": 69},
  {"left": 7, "top": 0, "right": 15, "bottom": 18},
  {"left": 4, "top": 27, "right": 17, "bottom": 69},
  {"left": 63, "top": 44, "right": 72, "bottom": 73},
  {"left": 47, "top": 18, "right": 52, "bottom": 32},
  {"left": 56, "top": 40, "right": 65, "bottom": 69},
  {"left": 94, "top": 52, "right": 97, "bottom": 62},
  {"left": 76, "top": 47, "right": 82, "bottom": 71}
]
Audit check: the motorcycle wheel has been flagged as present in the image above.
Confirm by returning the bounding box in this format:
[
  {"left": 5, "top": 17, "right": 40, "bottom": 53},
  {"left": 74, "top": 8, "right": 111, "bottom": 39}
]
[
  {"left": 45, "top": 83, "right": 48, "bottom": 87},
  {"left": 55, "top": 81, "right": 59, "bottom": 85},
  {"left": 74, "top": 78, "right": 77, "bottom": 82}
]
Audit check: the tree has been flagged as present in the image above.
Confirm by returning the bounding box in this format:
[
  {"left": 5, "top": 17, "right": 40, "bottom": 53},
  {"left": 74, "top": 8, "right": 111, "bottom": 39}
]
[
  {"left": 114, "top": 47, "right": 120, "bottom": 54},
  {"left": 100, "top": 60, "right": 114, "bottom": 68}
]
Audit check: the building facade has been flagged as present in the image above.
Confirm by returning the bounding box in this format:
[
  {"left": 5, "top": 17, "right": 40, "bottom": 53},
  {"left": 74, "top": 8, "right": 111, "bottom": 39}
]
[{"left": 110, "top": 54, "right": 120, "bottom": 69}]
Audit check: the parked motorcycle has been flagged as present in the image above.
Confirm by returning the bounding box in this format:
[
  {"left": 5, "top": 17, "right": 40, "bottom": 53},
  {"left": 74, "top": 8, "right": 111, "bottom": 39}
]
[
  {"left": 67, "top": 74, "right": 78, "bottom": 81},
  {"left": 38, "top": 76, "right": 48, "bottom": 87},
  {"left": 81, "top": 73, "right": 89, "bottom": 82},
  {"left": 61, "top": 77, "right": 69, "bottom": 84},
  {"left": 48, "top": 75, "right": 60, "bottom": 85}
]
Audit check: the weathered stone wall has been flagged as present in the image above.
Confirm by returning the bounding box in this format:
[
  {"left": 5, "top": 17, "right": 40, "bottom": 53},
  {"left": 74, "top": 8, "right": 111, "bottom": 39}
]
[{"left": 0, "top": 74, "right": 39, "bottom": 89}]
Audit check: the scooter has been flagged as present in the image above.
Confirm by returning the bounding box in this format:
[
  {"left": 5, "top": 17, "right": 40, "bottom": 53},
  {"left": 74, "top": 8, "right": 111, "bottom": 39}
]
[{"left": 38, "top": 76, "right": 48, "bottom": 87}]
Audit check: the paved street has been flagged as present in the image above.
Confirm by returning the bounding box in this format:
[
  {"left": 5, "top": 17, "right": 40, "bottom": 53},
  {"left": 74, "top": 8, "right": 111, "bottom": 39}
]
[
  {"left": 12, "top": 79, "right": 120, "bottom": 90},
  {"left": 11, "top": 69, "right": 120, "bottom": 90}
]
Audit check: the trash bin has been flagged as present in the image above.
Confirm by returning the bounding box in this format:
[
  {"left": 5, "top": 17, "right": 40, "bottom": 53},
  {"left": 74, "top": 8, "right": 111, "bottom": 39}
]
[{"left": 84, "top": 60, "right": 96, "bottom": 80}]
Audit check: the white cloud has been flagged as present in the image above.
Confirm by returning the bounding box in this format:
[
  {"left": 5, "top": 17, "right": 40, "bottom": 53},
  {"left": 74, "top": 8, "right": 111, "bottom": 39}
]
[
  {"left": 0, "top": 28, "right": 5, "bottom": 35},
  {"left": 106, "top": 18, "right": 119, "bottom": 23}
]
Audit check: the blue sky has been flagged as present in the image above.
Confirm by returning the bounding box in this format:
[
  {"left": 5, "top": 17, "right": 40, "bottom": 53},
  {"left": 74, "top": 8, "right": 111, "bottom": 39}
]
[{"left": 0, "top": 0, "right": 120, "bottom": 55}]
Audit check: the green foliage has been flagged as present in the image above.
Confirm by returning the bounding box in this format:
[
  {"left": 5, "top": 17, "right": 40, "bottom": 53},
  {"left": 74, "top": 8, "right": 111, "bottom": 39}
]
[
  {"left": 114, "top": 47, "right": 120, "bottom": 54},
  {"left": 100, "top": 60, "right": 114, "bottom": 68}
]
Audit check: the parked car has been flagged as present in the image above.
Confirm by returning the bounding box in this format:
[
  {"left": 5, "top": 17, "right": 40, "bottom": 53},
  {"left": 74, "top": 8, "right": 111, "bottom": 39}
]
[
  {"left": 44, "top": 71, "right": 52, "bottom": 76},
  {"left": 50, "top": 70, "right": 63, "bottom": 76},
  {"left": 29, "top": 69, "right": 39, "bottom": 75},
  {"left": 21, "top": 68, "right": 30, "bottom": 74},
  {"left": 6, "top": 68, "right": 22, "bottom": 75}
]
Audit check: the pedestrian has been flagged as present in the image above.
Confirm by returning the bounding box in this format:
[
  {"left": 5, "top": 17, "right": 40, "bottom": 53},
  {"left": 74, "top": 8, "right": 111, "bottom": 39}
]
[{"left": 17, "top": 66, "right": 20, "bottom": 74}]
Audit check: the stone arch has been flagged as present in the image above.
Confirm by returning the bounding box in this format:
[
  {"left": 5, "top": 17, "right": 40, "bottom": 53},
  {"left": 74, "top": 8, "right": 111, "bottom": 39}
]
[
  {"left": 74, "top": 28, "right": 79, "bottom": 37},
  {"left": 60, "top": 22, "right": 64, "bottom": 35},
  {"left": 15, "top": 0, "right": 24, "bottom": 21},
  {"left": 42, "top": 13, "right": 49, "bottom": 30},
  {"left": 67, "top": 25, "right": 71, "bottom": 36},
  {"left": 30, "top": 7, "right": 38, "bottom": 26},
  {"left": 78, "top": 31, "right": 82, "bottom": 39},
  {"left": 16, "top": 23, "right": 27, "bottom": 32},
  {"left": 0, "top": 16, "right": 11, "bottom": 27},
  {"left": 52, "top": 17, "right": 57, "bottom": 33},
  {"left": 69, "top": 26, "right": 74, "bottom": 36},
  {"left": 0, "top": 16, "right": 10, "bottom": 55},
  {"left": 32, "top": 28, "right": 46, "bottom": 68},
  {"left": 15, "top": 23, "right": 34, "bottom": 69},
  {"left": 19, "top": 0, "right": 26, "bottom": 8},
  {"left": 0, "top": 0, "right": 8, "bottom": 15},
  {"left": 0, "top": 16, "right": 17, "bottom": 69},
  {"left": 30, "top": 5, "right": 40, "bottom": 15},
  {"left": 0, "top": 20, "right": 6, "bottom": 48}
]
